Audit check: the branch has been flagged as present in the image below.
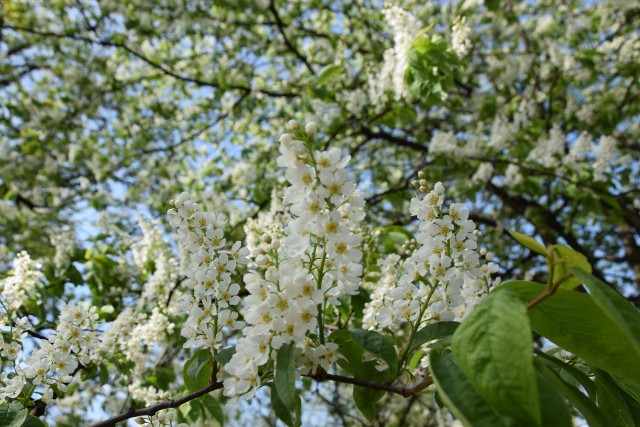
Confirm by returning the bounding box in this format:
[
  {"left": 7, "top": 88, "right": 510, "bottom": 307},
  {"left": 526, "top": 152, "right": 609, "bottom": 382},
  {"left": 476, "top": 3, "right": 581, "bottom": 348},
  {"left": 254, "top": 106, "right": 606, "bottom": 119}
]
[
  {"left": 268, "top": 0, "right": 316, "bottom": 75},
  {"left": 3, "top": 24, "right": 297, "bottom": 98},
  {"left": 90, "top": 382, "right": 224, "bottom": 427},
  {"left": 306, "top": 371, "right": 433, "bottom": 398}
]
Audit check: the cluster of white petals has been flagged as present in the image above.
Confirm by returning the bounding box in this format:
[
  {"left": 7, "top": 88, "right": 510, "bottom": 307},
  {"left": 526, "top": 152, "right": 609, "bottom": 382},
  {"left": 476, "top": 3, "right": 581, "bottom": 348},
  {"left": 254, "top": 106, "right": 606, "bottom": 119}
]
[
  {"left": 168, "top": 193, "right": 249, "bottom": 354},
  {"left": 363, "top": 181, "right": 499, "bottom": 333},
  {"left": 222, "top": 122, "right": 365, "bottom": 398},
  {"left": 0, "top": 251, "right": 42, "bottom": 311},
  {"left": 1, "top": 302, "right": 99, "bottom": 404}
]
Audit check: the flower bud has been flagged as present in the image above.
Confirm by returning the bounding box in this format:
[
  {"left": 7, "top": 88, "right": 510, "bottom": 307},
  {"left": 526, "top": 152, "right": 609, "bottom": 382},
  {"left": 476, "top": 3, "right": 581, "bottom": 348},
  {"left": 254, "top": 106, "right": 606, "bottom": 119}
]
[
  {"left": 288, "top": 120, "right": 300, "bottom": 131},
  {"left": 418, "top": 171, "right": 426, "bottom": 179},
  {"left": 305, "top": 122, "right": 318, "bottom": 136}
]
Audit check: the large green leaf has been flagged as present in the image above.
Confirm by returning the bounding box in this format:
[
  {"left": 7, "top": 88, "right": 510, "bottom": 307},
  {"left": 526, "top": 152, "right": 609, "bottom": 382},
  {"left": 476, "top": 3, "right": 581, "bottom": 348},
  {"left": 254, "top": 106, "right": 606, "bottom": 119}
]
[
  {"left": 183, "top": 349, "right": 212, "bottom": 392},
  {"left": 0, "top": 402, "right": 27, "bottom": 427},
  {"left": 452, "top": 289, "right": 541, "bottom": 425},
  {"left": 535, "top": 361, "right": 610, "bottom": 427},
  {"left": 504, "top": 281, "right": 640, "bottom": 385},
  {"left": 534, "top": 349, "right": 596, "bottom": 399},
  {"left": 429, "top": 350, "right": 514, "bottom": 427},
  {"left": 594, "top": 368, "right": 635, "bottom": 427},
  {"left": 353, "top": 382, "right": 384, "bottom": 422},
  {"left": 350, "top": 329, "right": 398, "bottom": 379},
  {"left": 275, "top": 342, "right": 297, "bottom": 411},
  {"left": 408, "top": 321, "right": 460, "bottom": 355},
  {"left": 571, "top": 267, "right": 640, "bottom": 358},
  {"left": 536, "top": 372, "right": 573, "bottom": 427}
]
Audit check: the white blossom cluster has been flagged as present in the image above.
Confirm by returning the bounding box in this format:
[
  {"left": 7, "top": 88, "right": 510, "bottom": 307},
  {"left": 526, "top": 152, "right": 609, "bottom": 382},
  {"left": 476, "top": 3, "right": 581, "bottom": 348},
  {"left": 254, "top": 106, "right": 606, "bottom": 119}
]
[
  {"left": 369, "top": 4, "right": 421, "bottom": 103},
  {"left": 168, "top": 193, "right": 249, "bottom": 353},
  {"left": 363, "top": 180, "right": 499, "bottom": 332},
  {"left": 49, "top": 228, "right": 76, "bottom": 273},
  {"left": 132, "top": 214, "right": 181, "bottom": 307},
  {"left": 222, "top": 121, "right": 365, "bottom": 398},
  {"left": 1, "top": 302, "right": 99, "bottom": 404},
  {"left": 0, "top": 251, "right": 42, "bottom": 311},
  {"left": 451, "top": 16, "right": 471, "bottom": 57}
]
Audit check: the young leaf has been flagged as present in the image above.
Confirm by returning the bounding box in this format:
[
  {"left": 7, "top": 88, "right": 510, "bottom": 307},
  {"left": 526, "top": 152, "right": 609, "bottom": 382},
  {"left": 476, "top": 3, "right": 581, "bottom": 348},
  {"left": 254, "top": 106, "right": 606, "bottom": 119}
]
[
  {"left": 504, "top": 281, "right": 640, "bottom": 386},
  {"left": 408, "top": 321, "right": 460, "bottom": 355},
  {"left": 550, "top": 246, "right": 591, "bottom": 290},
  {"left": 183, "top": 349, "right": 212, "bottom": 392},
  {"left": 451, "top": 288, "right": 541, "bottom": 425},
  {"left": 350, "top": 329, "right": 398, "bottom": 379},
  {"left": 429, "top": 350, "right": 513, "bottom": 427},
  {"left": 508, "top": 230, "right": 546, "bottom": 256},
  {"left": 275, "top": 342, "right": 297, "bottom": 411}
]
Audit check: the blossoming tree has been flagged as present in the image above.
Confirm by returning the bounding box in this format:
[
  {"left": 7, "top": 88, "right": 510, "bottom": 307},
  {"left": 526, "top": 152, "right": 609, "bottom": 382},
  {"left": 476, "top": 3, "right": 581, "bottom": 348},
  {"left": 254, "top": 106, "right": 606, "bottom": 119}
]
[{"left": 1, "top": 0, "right": 639, "bottom": 426}]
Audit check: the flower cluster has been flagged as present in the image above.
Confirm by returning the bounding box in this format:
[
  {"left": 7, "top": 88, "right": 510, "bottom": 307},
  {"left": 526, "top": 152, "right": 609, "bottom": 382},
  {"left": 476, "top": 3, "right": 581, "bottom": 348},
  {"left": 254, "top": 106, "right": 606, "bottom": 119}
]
[
  {"left": 222, "top": 122, "right": 365, "bottom": 398},
  {"left": 1, "top": 302, "right": 99, "bottom": 404},
  {"left": 168, "top": 193, "right": 249, "bottom": 353},
  {"left": 0, "top": 251, "right": 42, "bottom": 312},
  {"left": 363, "top": 177, "right": 499, "bottom": 333}
]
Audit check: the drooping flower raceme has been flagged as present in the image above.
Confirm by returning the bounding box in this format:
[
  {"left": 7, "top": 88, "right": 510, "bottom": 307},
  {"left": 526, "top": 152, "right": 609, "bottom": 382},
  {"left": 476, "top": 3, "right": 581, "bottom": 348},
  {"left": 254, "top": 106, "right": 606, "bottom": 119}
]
[
  {"left": 222, "top": 122, "right": 365, "bottom": 398},
  {"left": 167, "top": 193, "right": 249, "bottom": 355}
]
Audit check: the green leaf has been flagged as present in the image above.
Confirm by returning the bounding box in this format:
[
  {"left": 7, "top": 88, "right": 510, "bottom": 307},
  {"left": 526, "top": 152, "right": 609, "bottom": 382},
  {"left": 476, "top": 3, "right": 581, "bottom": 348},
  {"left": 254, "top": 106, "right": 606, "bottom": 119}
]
[
  {"left": 353, "top": 384, "right": 384, "bottom": 422},
  {"left": 429, "top": 350, "right": 513, "bottom": 427},
  {"left": 614, "top": 376, "right": 640, "bottom": 403},
  {"left": 504, "top": 281, "right": 640, "bottom": 386},
  {"left": 275, "top": 342, "right": 297, "bottom": 411},
  {"left": 183, "top": 349, "right": 212, "bottom": 392},
  {"left": 508, "top": 230, "right": 546, "bottom": 256},
  {"left": 534, "top": 350, "right": 596, "bottom": 399},
  {"left": 536, "top": 372, "right": 573, "bottom": 427},
  {"left": 535, "top": 361, "right": 610, "bottom": 427},
  {"left": 315, "top": 64, "right": 343, "bottom": 86},
  {"left": 571, "top": 267, "right": 640, "bottom": 359},
  {"left": 270, "top": 384, "right": 300, "bottom": 427},
  {"left": 199, "top": 394, "right": 224, "bottom": 426},
  {"left": 214, "top": 346, "right": 236, "bottom": 366},
  {"left": 594, "top": 368, "right": 635, "bottom": 427},
  {"left": 408, "top": 321, "right": 460, "bottom": 355},
  {"left": 20, "top": 415, "right": 46, "bottom": 427},
  {"left": 452, "top": 289, "right": 541, "bottom": 425},
  {"left": 0, "top": 402, "right": 27, "bottom": 427},
  {"left": 550, "top": 246, "right": 591, "bottom": 290},
  {"left": 350, "top": 329, "right": 398, "bottom": 379}
]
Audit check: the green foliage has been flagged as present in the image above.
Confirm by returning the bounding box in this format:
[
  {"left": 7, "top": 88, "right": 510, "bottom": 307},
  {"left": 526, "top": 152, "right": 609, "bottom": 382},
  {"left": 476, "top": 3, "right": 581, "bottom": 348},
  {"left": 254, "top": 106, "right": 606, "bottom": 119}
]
[
  {"left": 452, "top": 289, "right": 541, "bottom": 425},
  {"left": 183, "top": 350, "right": 213, "bottom": 392},
  {"left": 0, "top": 402, "right": 27, "bottom": 427},
  {"left": 405, "top": 30, "right": 461, "bottom": 105}
]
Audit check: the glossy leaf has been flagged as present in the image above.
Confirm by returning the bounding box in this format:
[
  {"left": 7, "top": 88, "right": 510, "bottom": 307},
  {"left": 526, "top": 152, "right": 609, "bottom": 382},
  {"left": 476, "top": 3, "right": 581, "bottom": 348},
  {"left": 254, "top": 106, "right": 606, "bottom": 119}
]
[
  {"left": 550, "top": 245, "right": 591, "bottom": 290},
  {"left": 594, "top": 368, "right": 635, "bottom": 427}
]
